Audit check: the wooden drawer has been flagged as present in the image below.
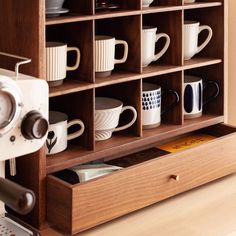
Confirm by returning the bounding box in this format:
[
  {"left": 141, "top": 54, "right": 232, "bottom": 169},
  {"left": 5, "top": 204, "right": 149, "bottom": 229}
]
[{"left": 46, "top": 124, "right": 236, "bottom": 235}]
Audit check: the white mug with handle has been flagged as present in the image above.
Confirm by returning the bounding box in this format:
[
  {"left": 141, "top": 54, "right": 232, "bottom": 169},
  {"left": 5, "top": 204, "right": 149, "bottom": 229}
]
[
  {"left": 95, "top": 97, "right": 137, "bottom": 141},
  {"left": 46, "top": 42, "right": 81, "bottom": 86},
  {"left": 46, "top": 111, "right": 85, "bottom": 155},
  {"left": 142, "top": 26, "right": 170, "bottom": 67},
  {"left": 95, "top": 35, "right": 129, "bottom": 77},
  {"left": 184, "top": 21, "right": 213, "bottom": 60}
]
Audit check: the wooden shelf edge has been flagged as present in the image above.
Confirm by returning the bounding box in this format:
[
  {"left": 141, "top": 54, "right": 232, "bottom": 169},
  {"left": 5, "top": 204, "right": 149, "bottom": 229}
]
[
  {"left": 183, "top": 2, "right": 222, "bottom": 10},
  {"left": 142, "top": 5, "right": 183, "bottom": 14},
  {"left": 94, "top": 10, "right": 141, "bottom": 20},
  {"left": 46, "top": 15, "right": 94, "bottom": 25},
  {"left": 46, "top": 114, "right": 224, "bottom": 174},
  {"left": 49, "top": 81, "right": 94, "bottom": 97},
  {"left": 183, "top": 58, "right": 222, "bottom": 71},
  {"left": 45, "top": 2, "right": 223, "bottom": 26},
  {"left": 142, "top": 65, "right": 183, "bottom": 78}
]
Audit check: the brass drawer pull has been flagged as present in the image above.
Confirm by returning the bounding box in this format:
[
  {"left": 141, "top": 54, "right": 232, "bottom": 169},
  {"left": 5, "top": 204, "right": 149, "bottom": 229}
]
[{"left": 170, "top": 175, "right": 180, "bottom": 181}]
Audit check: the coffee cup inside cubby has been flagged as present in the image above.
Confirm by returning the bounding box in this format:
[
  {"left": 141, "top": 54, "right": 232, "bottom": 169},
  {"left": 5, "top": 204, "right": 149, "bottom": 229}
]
[
  {"left": 184, "top": 75, "right": 220, "bottom": 119},
  {"left": 46, "top": 111, "right": 85, "bottom": 155},
  {"left": 46, "top": 42, "right": 81, "bottom": 87},
  {"left": 142, "top": 26, "right": 170, "bottom": 67},
  {"left": 95, "top": 35, "right": 129, "bottom": 78},
  {"left": 142, "top": 82, "right": 180, "bottom": 129},
  {"left": 184, "top": 21, "right": 213, "bottom": 60},
  {"left": 95, "top": 97, "right": 137, "bottom": 141}
]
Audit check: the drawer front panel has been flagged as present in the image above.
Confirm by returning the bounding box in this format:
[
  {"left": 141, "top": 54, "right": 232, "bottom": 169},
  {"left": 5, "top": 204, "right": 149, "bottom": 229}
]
[{"left": 71, "top": 131, "right": 236, "bottom": 233}]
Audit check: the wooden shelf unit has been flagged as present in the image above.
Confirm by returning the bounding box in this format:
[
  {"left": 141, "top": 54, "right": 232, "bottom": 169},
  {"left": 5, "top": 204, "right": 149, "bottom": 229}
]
[{"left": 0, "top": 0, "right": 229, "bottom": 234}]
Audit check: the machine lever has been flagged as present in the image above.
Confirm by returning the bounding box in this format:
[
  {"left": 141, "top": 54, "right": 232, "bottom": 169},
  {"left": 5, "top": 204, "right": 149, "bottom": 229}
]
[{"left": 0, "top": 177, "right": 35, "bottom": 215}]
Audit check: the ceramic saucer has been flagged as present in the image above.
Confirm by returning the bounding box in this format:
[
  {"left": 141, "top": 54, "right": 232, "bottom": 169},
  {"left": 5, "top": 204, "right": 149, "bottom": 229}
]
[{"left": 46, "top": 8, "right": 69, "bottom": 17}]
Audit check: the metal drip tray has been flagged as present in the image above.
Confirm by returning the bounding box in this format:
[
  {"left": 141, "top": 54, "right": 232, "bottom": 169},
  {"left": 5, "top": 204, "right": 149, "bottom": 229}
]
[{"left": 0, "top": 214, "right": 39, "bottom": 236}]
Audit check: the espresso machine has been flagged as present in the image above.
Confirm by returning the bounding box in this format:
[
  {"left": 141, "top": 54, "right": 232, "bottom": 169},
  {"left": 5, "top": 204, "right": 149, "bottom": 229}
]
[{"left": 0, "top": 52, "right": 49, "bottom": 235}]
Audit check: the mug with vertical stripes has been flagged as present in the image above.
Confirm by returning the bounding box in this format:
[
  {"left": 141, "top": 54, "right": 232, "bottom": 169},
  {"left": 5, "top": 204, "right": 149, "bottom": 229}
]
[
  {"left": 46, "top": 42, "right": 81, "bottom": 87},
  {"left": 95, "top": 35, "right": 129, "bottom": 78}
]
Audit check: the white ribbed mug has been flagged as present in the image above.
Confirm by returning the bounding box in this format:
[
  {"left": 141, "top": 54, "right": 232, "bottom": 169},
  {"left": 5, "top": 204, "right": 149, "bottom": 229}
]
[
  {"left": 142, "top": 26, "right": 170, "bottom": 67},
  {"left": 95, "top": 35, "right": 129, "bottom": 77},
  {"left": 95, "top": 97, "right": 137, "bottom": 141},
  {"left": 184, "top": 21, "right": 213, "bottom": 60},
  {"left": 46, "top": 42, "right": 81, "bottom": 86}
]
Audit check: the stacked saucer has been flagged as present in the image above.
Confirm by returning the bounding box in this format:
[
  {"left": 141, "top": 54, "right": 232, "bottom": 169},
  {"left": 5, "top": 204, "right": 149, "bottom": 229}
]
[{"left": 46, "top": 0, "right": 69, "bottom": 17}]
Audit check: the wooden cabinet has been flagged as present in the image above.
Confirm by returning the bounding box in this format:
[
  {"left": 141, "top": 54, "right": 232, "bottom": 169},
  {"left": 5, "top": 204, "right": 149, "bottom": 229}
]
[{"left": 0, "top": 0, "right": 230, "bottom": 235}]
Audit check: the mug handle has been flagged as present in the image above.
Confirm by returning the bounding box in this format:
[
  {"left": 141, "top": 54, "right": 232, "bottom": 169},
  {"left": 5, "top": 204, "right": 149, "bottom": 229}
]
[
  {"left": 66, "top": 47, "right": 81, "bottom": 71},
  {"left": 67, "top": 119, "right": 85, "bottom": 141},
  {"left": 161, "top": 89, "right": 180, "bottom": 115},
  {"left": 114, "top": 106, "right": 137, "bottom": 132},
  {"left": 203, "top": 80, "right": 220, "bottom": 106},
  {"left": 153, "top": 33, "right": 170, "bottom": 62},
  {"left": 114, "top": 40, "right": 129, "bottom": 64},
  {"left": 197, "top": 26, "right": 213, "bottom": 54}
]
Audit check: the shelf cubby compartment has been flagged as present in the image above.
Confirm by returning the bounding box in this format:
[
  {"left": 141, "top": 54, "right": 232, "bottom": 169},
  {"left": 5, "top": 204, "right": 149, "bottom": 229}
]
[
  {"left": 49, "top": 90, "right": 95, "bottom": 151},
  {"left": 142, "top": 0, "right": 182, "bottom": 14},
  {"left": 142, "top": 72, "right": 183, "bottom": 128},
  {"left": 46, "top": 21, "right": 94, "bottom": 84},
  {"left": 63, "top": 0, "right": 93, "bottom": 15},
  {"left": 184, "top": 6, "right": 224, "bottom": 62},
  {"left": 142, "top": 11, "right": 183, "bottom": 75},
  {"left": 46, "top": 0, "right": 94, "bottom": 25},
  {"left": 184, "top": 64, "right": 224, "bottom": 117},
  {"left": 95, "top": 80, "right": 142, "bottom": 141},
  {"left": 95, "top": 15, "right": 141, "bottom": 81},
  {"left": 95, "top": 0, "right": 141, "bottom": 16},
  {"left": 147, "top": 0, "right": 182, "bottom": 8}
]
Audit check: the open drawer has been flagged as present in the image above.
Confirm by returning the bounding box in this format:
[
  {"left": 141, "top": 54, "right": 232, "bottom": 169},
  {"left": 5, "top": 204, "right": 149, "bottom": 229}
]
[{"left": 46, "top": 124, "right": 236, "bottom": 235}]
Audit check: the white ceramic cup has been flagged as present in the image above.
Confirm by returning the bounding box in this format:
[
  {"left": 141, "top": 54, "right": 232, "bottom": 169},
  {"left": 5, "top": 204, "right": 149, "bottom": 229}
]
[
  {"left": 142, "top": 26, "right": 170, "bottom": 67},
  {"left": 46, "top": 42, "right": 81, "bottom": 86},
  {"left": 142, "top": 83, "right": 179, "bottom": 128},
  {"left": 184, "top": 75, "right": 219, "bottom": 119},
  {"left": 95, "top": 35, "right": 129, "bottom": 77},
  {"left": 46, "top": 111, "right": 85, "bottom": 155},
  {"left": 95, "top": 97, "right": 137, "bottom": 141},
  {"left": 184, "top": 21, "right": 213, "bottom": 60},
  {"left": 142, "top": 0, "right": 154, "bottom": 7}
]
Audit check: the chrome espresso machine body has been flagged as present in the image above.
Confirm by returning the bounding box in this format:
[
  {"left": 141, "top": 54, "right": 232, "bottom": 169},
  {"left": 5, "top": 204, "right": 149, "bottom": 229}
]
[{"left": 0, "top": 52, "right": 49, "bottom": 236}]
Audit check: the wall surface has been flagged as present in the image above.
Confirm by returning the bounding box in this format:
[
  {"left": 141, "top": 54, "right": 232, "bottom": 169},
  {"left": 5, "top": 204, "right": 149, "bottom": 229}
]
[{"left": 228, "top": 0, "right": 236, "bottom": 125}]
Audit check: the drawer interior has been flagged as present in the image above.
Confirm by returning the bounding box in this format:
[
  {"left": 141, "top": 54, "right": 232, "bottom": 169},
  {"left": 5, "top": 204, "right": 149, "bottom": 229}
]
[{"left": 51, "top": 123, "right": 236, "bottom": 185}]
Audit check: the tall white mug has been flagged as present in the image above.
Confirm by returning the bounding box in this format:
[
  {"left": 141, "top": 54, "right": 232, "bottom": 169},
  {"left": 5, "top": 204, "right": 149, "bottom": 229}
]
[
  {"left": 46, "top": 42, "right": 81, "bottom": 86},
  {"left": 184, "top": 21, "right": 213, "bottom": 60},
  {"left": 95, "top": 35, "right": 129, "bottom": 77},
  {"left": 142, "top": 26, "right": 170, "bottom": 67}
]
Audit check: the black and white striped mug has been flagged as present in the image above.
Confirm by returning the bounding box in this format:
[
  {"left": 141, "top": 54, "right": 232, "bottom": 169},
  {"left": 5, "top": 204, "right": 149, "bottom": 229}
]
[{"left": 184, "top": 75, "right": 220, "bottom": 119}]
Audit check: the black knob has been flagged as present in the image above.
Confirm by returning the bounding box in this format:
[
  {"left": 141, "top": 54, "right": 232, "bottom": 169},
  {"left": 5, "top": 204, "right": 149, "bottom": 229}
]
[{"left": 21, "top": 111, "right": 48, "bottom": 140}]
